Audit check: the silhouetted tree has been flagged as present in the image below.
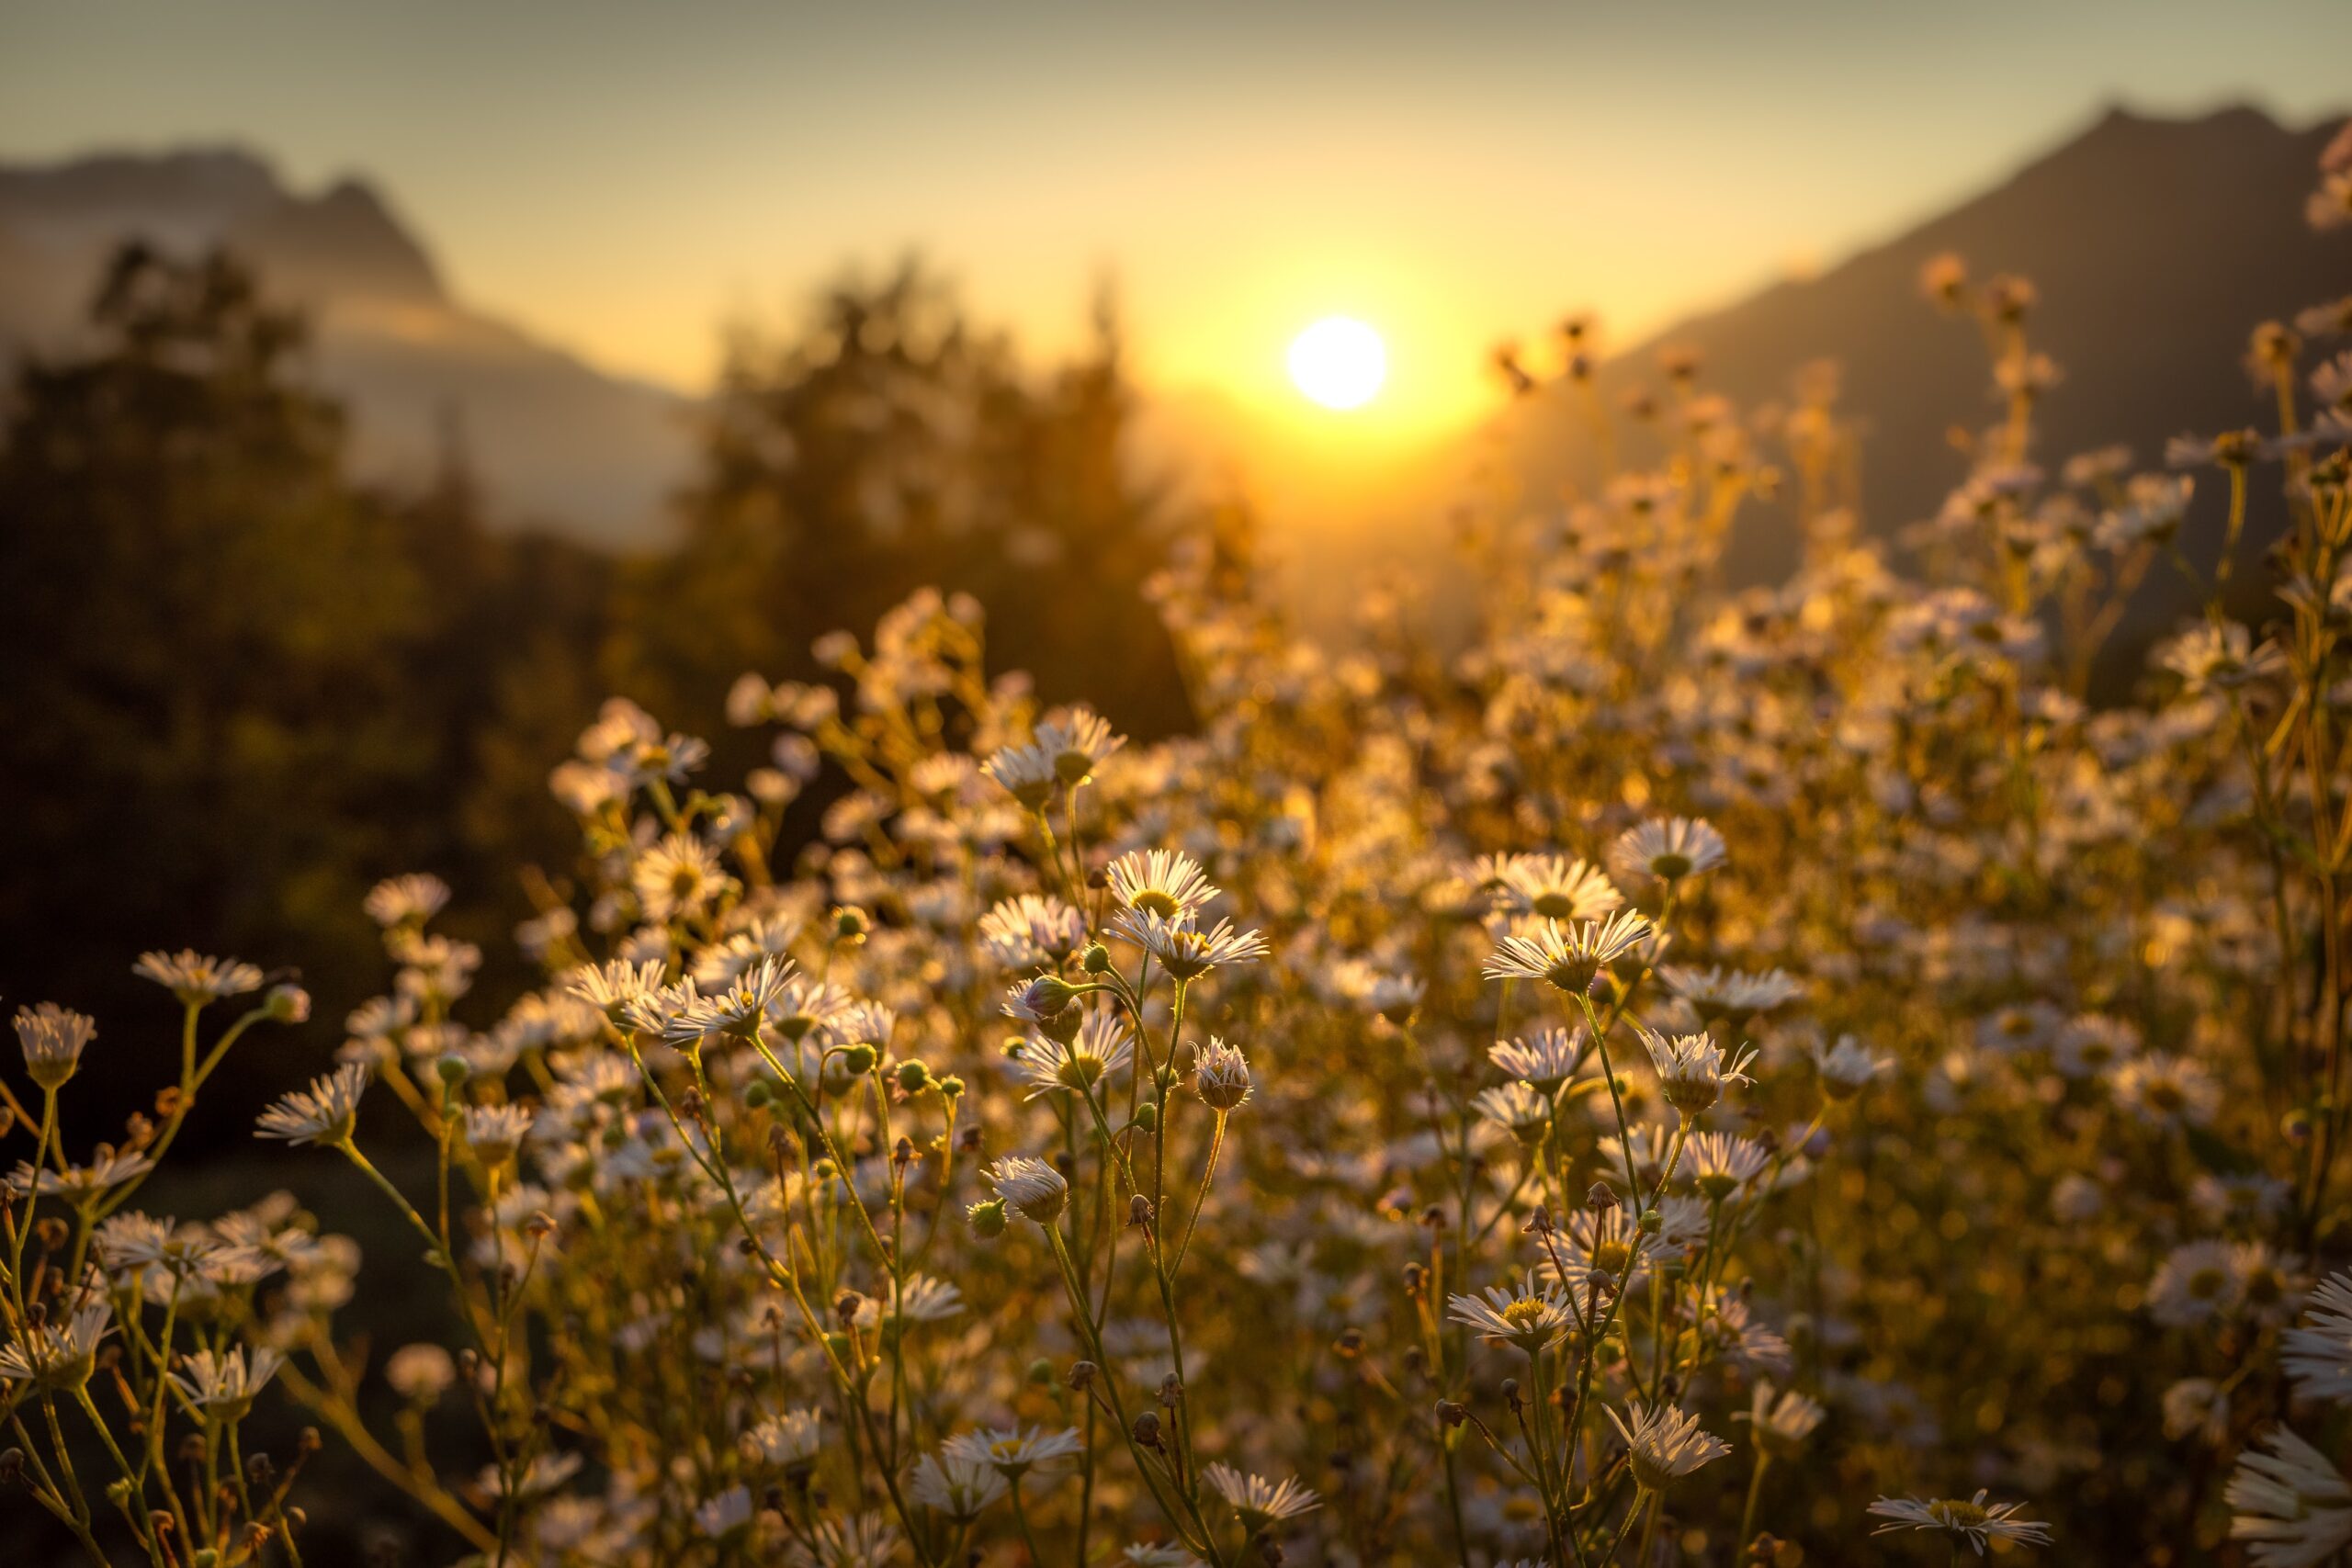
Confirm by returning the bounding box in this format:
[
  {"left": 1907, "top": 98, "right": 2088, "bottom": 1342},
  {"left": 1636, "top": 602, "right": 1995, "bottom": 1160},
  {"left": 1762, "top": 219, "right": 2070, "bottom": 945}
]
[
  {"left": 0, "top": 247, "right": 616, "bottom": 1075},
  {"left": 0, "top": 247, "right": 434, "bottom": 1021},
  {"left": 608, "top": 259, "right": 1190, "bottom": 750}
]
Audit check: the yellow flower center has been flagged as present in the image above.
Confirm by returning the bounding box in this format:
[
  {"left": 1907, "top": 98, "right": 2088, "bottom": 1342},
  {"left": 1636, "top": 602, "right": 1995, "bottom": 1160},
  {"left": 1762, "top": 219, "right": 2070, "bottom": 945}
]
[{"left": 1500, "top": 1298, "right": 1551, "bottom": 1332}]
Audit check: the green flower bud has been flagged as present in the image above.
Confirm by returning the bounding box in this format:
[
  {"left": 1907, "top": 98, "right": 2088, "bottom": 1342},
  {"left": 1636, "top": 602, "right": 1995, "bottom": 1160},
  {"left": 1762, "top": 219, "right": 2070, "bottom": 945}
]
[
  {"left": 1131, "top": 1102, "right": 1159, "bottom": 1134},
  {"left": 265, "top": 984, "right": 311, "bottom": 1023},
  {"left": 967, "top": 1198, "right": 1009, "bottom": 1240},
  {"left": 1081, "top": 942, "right": 1112, "bottom": 975},
  {"left": 895, "top": 1059, "right": 933, "bottom": 1094},
  {"left": 1023, "top": 975, "right": 1083, "bottom": 1015},
  {"left": 743, "top": 1079, "right": 772, "bottom": 1110},
  {"left": 435, "top": 1054, "right": 469, "bottom": 1086},
  {"left": 842, "top": 1043, "right": 880, "bottom": 1077},
  {"left": 1026, "top": 1358, "right": 1056, "bottom": 1385}
]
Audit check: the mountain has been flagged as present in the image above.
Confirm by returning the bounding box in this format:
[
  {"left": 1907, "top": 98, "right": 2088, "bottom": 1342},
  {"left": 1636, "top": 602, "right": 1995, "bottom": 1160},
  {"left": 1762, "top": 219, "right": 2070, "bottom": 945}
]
[
  {"left": 5, "top": 109, "right": 2344, "bottom": 570},
  {"left": 1496, "top": 103, "right": 2352, "bottom": 600},
  {"left": 0, "top": 148, "right": 690, "bottom": 546}
]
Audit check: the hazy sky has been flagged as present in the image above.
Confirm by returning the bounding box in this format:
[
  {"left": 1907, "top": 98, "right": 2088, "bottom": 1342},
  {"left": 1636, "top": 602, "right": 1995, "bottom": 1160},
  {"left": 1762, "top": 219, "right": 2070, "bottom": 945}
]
[{"left": 5, "top": 0, "right": 2348, "bottom": 437}]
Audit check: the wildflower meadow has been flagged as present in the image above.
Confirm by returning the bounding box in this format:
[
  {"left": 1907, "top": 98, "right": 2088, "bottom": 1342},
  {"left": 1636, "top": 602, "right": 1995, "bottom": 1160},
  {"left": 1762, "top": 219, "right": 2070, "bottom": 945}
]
[{"left": 12, "top": 127, "right": 2352, "bottom": 1568}]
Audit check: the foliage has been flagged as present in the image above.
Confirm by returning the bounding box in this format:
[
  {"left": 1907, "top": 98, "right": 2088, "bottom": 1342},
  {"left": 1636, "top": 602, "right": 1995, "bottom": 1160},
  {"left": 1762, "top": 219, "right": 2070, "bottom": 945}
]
[
  {"left": 0, "top": 250, "right": 1191, "bottom": 1094},
  {"left": 9, "top": 134, "right": 2352, "bottom": 1568},
  {"left": 608, "top": 261, "right": 1189, "bottom": 752}
]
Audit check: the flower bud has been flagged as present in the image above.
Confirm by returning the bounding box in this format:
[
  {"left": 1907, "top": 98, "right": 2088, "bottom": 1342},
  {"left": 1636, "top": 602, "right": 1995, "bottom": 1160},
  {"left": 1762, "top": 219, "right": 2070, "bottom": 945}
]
[{"left": 967, "top": 1199, "right": 1009, "bottom": 1240}]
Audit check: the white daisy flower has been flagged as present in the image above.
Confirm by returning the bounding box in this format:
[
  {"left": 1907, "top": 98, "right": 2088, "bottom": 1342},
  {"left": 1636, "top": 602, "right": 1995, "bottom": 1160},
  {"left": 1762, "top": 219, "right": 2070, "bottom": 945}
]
[
  {"left": 1685, "top": 1130, "right": 1770, "bottom": 1199},
  {"left": 1638, "top": 1027, "right": 1758, "bottom": 1116},
  {"left": 169, "top": 1346, "right": 284, "bottom": 1422},
  {"left": 1869, "top": 1490, "right": 2054, "bottom": 1554},
  {"left": 1489, "top": 854, "right": 1625, "bottom": 922},
  {"left": 943, "top": 1424, "right": 1086, "bottom": 1477},
  {"left": 1204, "top": 1461, "right": 1320, "bottom": 1527},
  {"left": 1812, "top": 1032, "right": 1890, "bottom": 1099},
  {"left": 978, "top": 894, "right": 1089, "bottom": 967},
  {"left": 2226, "top": 1426, "right": 2352, "bottom": 1568},
  {"left": 1109, "top": 909, "right": 1269, "bottom": 981},
  {"left": 910, "top": 1450, "right": 1009, "bottom": 1518},
  {"left": 133, "top": 949, "right": 264, "bottom": 1006},
  {"left": 741, "top": 1408, "right": 824, "bottom": 1470},
  {"left": 15, "top": 1002, "right": 95, "bottom": 1090},
  {"left": 1489, "top": 1026, "right": 1590, "bottom": 1091},
  {"left": 1006, "top": 1011, "right": 1133, "bottom": 1101},
  {"left": 1609, "top": 818, "right": 1728, "bottom": 886},
  {"left": 1740, "top": 1380, "right": 1827, "bottom": 1456},
  {"left": 364, "top": 873, "right": 452, "bottom": 928},
  {"left": 1483, "top": 911, "right": 1654, "bottom": 995},
  {"left": 1446, "top": 1273, "right": 1577, "bottom": 1353},
  {"left": 1107, "top": 849, "right": 1221, "bottom": 919},
  {"left": 2285, "top": 1270, "right": 2352, "bottom": 1402},
  {"left": 0, "top": 1302, "right": 112, "bottom": 1392},
  {"left": 254, "top": 1064, "right": 370, "bottom": 1147},
  {"left": 1608, "top": 1402, "right": 1730, "bottom": 1491}
]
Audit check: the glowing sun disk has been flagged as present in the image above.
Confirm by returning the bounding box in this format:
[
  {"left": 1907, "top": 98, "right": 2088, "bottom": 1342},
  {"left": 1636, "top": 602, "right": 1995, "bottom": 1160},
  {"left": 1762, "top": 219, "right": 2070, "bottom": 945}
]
[{"left": 1287, "top": 317, "right": 1386, "bottom": 411}]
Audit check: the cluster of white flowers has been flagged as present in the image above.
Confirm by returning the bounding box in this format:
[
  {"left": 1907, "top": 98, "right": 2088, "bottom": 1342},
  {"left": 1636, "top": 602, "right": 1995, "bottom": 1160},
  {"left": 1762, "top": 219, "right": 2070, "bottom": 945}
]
[{"left": 11, "top": 132, "right": 2352, "bottom": 1568}]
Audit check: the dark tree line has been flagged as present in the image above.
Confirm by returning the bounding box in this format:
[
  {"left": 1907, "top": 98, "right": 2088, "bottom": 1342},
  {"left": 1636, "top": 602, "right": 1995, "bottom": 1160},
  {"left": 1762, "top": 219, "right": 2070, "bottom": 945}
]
[{"left": 0, "top": 246, "right": 1191, "bottom": 1122}]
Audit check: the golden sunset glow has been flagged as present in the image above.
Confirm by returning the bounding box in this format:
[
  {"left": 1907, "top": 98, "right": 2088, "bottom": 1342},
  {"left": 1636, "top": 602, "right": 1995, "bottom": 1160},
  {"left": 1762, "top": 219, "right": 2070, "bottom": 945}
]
[{"left": 1286, "top": 316, "right": 1386, "bottom": 411}]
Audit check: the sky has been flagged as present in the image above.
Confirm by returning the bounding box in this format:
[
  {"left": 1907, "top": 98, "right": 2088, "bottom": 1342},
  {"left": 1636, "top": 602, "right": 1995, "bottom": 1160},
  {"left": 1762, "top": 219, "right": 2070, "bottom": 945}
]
[{"left": 4, "top": 0, "right": 2349, "bottom": 445}]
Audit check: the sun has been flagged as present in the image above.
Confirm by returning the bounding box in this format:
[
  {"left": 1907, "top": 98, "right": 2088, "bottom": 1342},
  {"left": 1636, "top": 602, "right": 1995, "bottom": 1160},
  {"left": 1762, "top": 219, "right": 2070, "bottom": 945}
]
[{"left": 1287, "top": 316, "right": 1386, "bottom": 411}]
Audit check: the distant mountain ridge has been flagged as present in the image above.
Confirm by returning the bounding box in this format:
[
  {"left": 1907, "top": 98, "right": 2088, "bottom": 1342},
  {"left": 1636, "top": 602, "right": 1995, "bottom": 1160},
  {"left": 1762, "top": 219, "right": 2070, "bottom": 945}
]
[
  {"left": 3, "top": 109, "right": 2343, "bottom": 565},
  {"left": 0, "top": 147, "right": 690, "bottom": 545},
  {"left": 1501, "top": 102, "right": 2352, "bottom": 595}
]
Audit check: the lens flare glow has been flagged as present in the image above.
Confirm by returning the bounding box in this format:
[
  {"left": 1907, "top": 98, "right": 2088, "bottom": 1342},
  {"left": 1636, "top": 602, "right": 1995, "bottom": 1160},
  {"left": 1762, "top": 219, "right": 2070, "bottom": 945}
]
[{"left": 1286, "top": 317, "right": 1386, "bottom": 411}]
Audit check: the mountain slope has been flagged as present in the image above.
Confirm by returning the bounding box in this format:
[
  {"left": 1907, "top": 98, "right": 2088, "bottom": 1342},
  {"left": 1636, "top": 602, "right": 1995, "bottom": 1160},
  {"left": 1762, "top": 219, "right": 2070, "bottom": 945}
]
[
  {"left": 1500, "top": 103, "right": 2351, "bottom": 590},
  {"left": 0, "top": 148, "right": 690, "bottom": 546}
]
